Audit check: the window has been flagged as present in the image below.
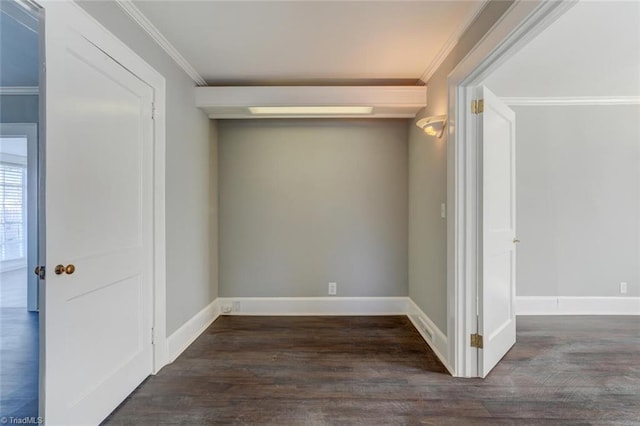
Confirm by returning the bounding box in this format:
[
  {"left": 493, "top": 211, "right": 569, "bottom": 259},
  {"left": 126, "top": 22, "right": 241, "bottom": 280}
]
[
  {"left": 0, "top": 161, "right": 26, "bottom": 262},
  {"left": 0, "top": 136, "right": 28, "bottom": 264}
]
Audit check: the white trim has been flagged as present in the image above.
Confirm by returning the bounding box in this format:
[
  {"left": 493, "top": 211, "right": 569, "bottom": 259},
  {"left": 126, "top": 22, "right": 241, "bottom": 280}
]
[
  {"left": 0, "top": 86, "right": 39, "bottom": 95},
  {"left": 418, "top": 1, "right": 489, "bottom": 84},
  {"left": 43, "top": 0, "right": 168, "bottom": 374},
  {"left": 446, "top": 0, "right": 578, "bottom": 378},
  {"left": 502, "top": 96, "right": 640, "bottom": 106},
  {"left": 195, "top": 86, "right": 427, "bottom": 119},
  {"left": 166, "top": 299, "right": 221, "bottom": 363},
  {"left": 515, "top": 296, "right": 558, "bottom": 315},
  {"left": 114, "top": 0, "right": 207, "bottom": 86},
  {"left": 517, "top": 296, "right": 640, "bottom": 316},
  {"left": 406, "top": 299, "right": 452, "bottom": 374},
  {"left": 216, "top": 297, "right": 409, "bottom": 316}
]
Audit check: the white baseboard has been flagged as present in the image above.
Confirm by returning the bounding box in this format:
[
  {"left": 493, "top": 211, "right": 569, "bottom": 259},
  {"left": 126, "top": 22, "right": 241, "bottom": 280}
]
[
  {"left": 406, "top": 299, "right": 453, "bottom": 375},
  {"left": 166, "top": 298, "right": 221, "bottom": 362},
  {"left": 517, "top": 296, "right": 640, "bottom": 315},
  {"left": 216, "top": 296, "right": 409, "bottom": 316},
  {"left": 516, "top": 296, "right": 558, "bottom": 315}
]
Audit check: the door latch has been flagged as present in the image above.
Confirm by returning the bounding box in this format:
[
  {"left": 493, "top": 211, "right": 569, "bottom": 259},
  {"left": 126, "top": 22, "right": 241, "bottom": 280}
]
[{"left": 34, "top": 266, "right": 45, "bottom": 279}]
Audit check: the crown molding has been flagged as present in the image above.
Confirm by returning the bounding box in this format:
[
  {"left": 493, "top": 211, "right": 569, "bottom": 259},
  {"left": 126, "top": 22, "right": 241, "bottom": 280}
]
[
  {"left": 0, "top": 86, "right": 39, "bottom": 95},
  {"left": 501, "top": 96, "right": 640, "bottom": 106},
  {"left": 418, "top": 0, "right": 489, "bottom": 84},
  {"left": 114, "top": 0, "right": 207, "bottom": 86}
]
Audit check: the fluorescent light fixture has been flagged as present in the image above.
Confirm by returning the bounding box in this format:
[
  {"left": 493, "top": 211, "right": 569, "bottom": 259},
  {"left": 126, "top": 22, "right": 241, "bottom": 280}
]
[
  {"left": 416, "top": 115, "right": 447, "bottom": 138},
  {"left": 249, "top": 106, "right": 373, "bottom": 115}
]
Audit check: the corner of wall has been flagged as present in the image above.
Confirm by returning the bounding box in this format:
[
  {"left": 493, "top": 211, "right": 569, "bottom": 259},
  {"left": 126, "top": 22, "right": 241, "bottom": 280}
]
[
  {"left": 209, "top": 119, "right": 219, "bottom": 301},
  {"left": 406, "top": 298, "right": 452, "bottom": 374},
  {"left": 166, "top": 298, "right": 221, "bottom": 363},
  {"left": 407, "top": 106, "right": 448, "bottom": 333}
]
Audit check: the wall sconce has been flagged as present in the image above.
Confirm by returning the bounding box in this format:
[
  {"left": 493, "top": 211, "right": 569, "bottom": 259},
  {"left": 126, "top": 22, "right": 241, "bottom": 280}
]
[{"left": 416, "top": 115, "right": 447, "bottom": 138}]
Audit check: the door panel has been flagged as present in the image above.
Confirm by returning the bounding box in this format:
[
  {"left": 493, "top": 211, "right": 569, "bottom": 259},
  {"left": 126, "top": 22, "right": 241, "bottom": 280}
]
[
  {"left": 45, "top": 12, "right": 154, "bottom": 424},
  {"left": 479, "top": 85, "right": 517, "bottom": 377}
]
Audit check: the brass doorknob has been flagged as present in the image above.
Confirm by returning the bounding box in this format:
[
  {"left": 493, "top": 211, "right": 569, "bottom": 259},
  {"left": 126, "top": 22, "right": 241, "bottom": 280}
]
[
  {"left": 513, "top": 238, "right": 521, "bottom": 244},
  {"left": 55, "top": 264, "right": 76, "bottom": 275}
]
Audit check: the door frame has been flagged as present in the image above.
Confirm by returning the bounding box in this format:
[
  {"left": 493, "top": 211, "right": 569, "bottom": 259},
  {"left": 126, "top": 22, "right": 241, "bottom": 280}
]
[
  {"left": 0, "top": 123, "right": 38, "bottom": 311},
  {"left": 446, "top": 0, "right": 577, "bottom": 377},
  {"left": 39, "top": 0, "right": 168, "bottom": 408}
]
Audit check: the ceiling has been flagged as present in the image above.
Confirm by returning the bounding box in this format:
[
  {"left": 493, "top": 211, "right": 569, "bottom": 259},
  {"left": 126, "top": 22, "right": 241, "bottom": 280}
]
[
  {"left": 131, "top": 0, "right": 485, "bottom": 86},
  {"left": 484, "top": 0, "right": 640, "bottom": 98}
]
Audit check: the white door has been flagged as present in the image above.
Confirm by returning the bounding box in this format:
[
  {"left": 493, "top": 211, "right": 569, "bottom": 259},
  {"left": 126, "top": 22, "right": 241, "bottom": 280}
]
[
  {"left": 477, "top": 85, "right": 517, "bottom": 377},
  {"left": 44, "top": 12, "right": 154, "bottom": 425}
]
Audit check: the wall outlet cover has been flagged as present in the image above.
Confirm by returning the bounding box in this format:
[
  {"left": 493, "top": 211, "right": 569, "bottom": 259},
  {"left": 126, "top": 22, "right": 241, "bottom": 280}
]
[
  {"left": 620, "top": 282, "right": 628, "bottom": 294},
  {"left": 328, "top": 282, "right": 337, "bottom": 295}
]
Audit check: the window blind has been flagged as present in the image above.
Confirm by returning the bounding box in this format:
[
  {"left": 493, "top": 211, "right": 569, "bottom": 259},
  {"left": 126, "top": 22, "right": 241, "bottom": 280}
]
[{"left": 0, "top": 162, "right": 26, "bottom": 262}]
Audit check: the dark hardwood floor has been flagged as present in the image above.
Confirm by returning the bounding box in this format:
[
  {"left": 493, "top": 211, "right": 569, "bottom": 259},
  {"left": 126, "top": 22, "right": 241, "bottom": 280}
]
[
  {"left": 104, "top": 315, "right": 640, "bottom": 425},
  {"left": 0, "top": 268, "right": 39, "bottom": 419}
]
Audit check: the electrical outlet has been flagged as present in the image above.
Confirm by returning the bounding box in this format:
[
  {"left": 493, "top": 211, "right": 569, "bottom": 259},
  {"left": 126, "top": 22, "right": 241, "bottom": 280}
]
[
  {"left": 233, "top": 301, "right": 241, "bottom": 312},
  {"left": 620, "top": 282, "right": 628, "bottom": 294},
  {"left": 440, "top": 203, "right": 446, "bottom": 219},
  {"left": 221, "top": 304, "right": 232, "bottom": 314},
  {"left": 328, "top": 282, "right": 337, "bottom": 295}
]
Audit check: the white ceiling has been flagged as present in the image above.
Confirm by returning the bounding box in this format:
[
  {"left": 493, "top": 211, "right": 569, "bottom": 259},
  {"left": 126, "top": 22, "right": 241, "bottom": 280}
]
[
  {"left": 484, "top": 0, "right": 640, "bottom": 98},
  {"left": 132, "top": 0, "right": 484, "bottom": 85}
]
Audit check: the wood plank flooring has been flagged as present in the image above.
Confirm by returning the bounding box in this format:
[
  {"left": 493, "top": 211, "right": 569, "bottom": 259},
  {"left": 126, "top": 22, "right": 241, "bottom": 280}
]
[
  {"left": 103, "top": 315, "right": 640, "bottom": 425},
  {"left": 0, "top": 308, "right": 39, "bottom": 418},
  {"left": 0, "top": 268, "right": 38, "bottom": 419}
]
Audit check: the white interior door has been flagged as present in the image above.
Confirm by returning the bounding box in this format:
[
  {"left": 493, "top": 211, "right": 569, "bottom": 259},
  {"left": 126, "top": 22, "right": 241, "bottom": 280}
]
[
  {"left": 44, "top": 12, "right": 154, "bottom": 425},
  {"left": 478, "top": 85, "right": 517, "bottom": 378}
]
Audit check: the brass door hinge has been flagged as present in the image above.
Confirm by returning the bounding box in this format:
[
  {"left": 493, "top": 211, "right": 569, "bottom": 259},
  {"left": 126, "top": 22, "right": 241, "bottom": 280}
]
[
  {"left": 470, "top": 333, "right": 483, "bottom": 348},
  {"left": 471, "top": 99, "right": 484, "bottom": 114}
]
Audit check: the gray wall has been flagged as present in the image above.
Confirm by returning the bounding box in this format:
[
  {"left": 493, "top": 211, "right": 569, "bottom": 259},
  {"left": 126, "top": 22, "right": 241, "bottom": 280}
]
[
  {"left": 408, "top": 0, "right": 514, "bottom": 333},
  {"left": 78, "top": 1, "right": 217, "bottom": 335},
  {"left": 514, "top": 105, "right": 640, "bottom": 297},
  {"left": 218, "top": 119, "right": 408, "bottom": 297},
  {"left": 0, "top": 9, "right": 39, "bottom": 87},
  {"left": 0, "top": 96, "right": 38, "bottom": 124}
]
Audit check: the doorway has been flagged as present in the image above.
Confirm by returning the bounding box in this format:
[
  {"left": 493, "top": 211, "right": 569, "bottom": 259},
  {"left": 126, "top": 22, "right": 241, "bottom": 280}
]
[
  {"left": 448, "top": 0, "right": 640, "bottom": 378},
  {"left": 0, "top": 0, "right": 41, "bottom": 419},
  {"left": 480, "top": 0, "right": 640, "bottom": 316}
]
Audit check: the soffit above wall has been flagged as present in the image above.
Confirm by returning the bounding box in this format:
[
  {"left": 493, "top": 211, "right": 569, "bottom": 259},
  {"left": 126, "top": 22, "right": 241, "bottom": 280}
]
[{"left": 195, "top": 86, "right": 427, "bottom": 119}]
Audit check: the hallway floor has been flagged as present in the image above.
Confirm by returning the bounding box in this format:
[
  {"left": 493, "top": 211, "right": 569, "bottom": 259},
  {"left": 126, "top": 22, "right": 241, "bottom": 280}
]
[
  {"left": 0, "top": 268, "right": 38, "bottom": 419},
  {"left": 104, "top": 315, "right": 640, "bottom": 425}
]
